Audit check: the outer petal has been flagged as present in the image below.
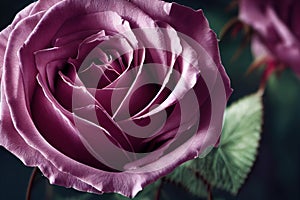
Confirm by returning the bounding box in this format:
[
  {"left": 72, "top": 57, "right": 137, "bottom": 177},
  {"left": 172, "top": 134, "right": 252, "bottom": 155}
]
[
  {"left": 0, "top": 2, "right": 36, "bottom": 82},
  {"left": 29, "top": 0, "right": 64, "bottom": 15},
  {"left": 0, "top": 0, "right": 64, "bottom": 82},
  {"left": 239, "top": 0, "right": 270, "bottom": 36}
]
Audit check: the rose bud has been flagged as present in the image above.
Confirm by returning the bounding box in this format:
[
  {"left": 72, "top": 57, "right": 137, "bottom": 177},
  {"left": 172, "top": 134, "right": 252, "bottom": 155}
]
[{"left": 239, "top": 0, "right": 300, "bottom": 78}]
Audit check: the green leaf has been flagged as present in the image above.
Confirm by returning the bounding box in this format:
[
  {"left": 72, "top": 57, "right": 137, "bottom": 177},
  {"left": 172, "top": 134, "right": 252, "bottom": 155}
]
[
  {"left": 165, "top": 92, "right": 263, "bottom": 197},
  {"left": 165, "top": 162, "right": 207, "bottom": 198},
  {"left": 191, "top": 92, "right": 263, "bottom": 195}
]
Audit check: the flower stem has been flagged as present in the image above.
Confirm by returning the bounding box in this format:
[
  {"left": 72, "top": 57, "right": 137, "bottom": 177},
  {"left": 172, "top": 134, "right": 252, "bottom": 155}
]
[
  {"left": 187, "top": 167, "right": 214, "bottom": 200},
  {"left": 26, "top": 167, "right": 38, "bottom": 200},
  {"left": 207, "top": 183, "right": 213, "bottom": 200},
  {"left": 45, "top": 181, "right": 54, "bottom": 200},
  {"left": 200, "top": 174, "right": 213, "bottom": 200},
  {"left": 155, "top": 178, "right": 165, "bottom": 200},
  {"left": 259, "top": 62, "right": 274, "bottom": 92}
]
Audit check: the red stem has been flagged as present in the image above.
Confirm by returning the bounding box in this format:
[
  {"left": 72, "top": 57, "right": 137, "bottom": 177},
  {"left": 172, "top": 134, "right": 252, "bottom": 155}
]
[
  {"left": 155, "top": 178, "right": 165, "bottom": 200},
  {"left": 26, "top": 168, "right": 38, "bottom": 200}
]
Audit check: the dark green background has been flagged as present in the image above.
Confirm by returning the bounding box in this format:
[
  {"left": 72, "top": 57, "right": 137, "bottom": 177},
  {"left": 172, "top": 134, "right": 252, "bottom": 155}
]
[{"left": 0, "top": 0, "right": 299, "bottom": 199}]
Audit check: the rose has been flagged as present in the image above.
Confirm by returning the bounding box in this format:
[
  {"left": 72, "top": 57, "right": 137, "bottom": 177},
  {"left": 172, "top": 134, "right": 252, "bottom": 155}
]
[
  {"left": 0, "top": 0, "right": 232, "bottom": 196},
  {"left": 0, "top": 0, "right": 232, "bottom": 197},
  {"left": 239, "top": 0, "right": 300, "bottom": 74}
]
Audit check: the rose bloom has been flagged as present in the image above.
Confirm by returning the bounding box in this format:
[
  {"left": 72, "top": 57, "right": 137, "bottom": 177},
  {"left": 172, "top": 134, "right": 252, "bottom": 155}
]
[
  {"left": 239, "top": 0, "right": 300, "bottom": 74},
  {"left": 0, "top": 0, "right": 232, "bottom": 197}
]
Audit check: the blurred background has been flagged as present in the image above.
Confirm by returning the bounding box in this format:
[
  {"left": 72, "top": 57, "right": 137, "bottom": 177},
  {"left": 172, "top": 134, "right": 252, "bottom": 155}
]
[{"left": 0, "top": 0, "right": 299, "bottom": 199}]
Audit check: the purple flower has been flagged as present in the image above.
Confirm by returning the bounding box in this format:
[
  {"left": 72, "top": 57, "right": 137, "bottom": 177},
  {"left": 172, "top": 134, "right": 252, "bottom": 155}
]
[
  {"left": 0, "top": 0, "right": 231, "bottom": 197},
  {"left": 239, "top": 0, "right": 300, "bottom": 74}
]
